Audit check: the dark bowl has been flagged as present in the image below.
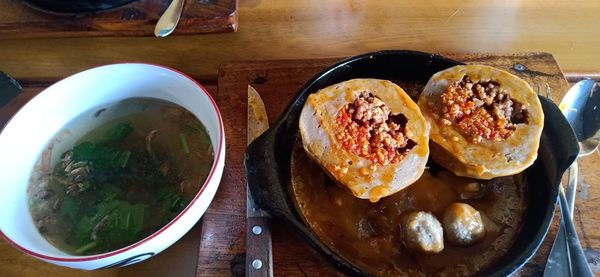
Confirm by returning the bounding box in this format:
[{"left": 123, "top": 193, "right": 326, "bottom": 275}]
[
  {"left": 23, "top": 0, "right": 137, "bottom": 14},
  {"left": 245, "top": 50, "right": 579, "bottom": 276}
]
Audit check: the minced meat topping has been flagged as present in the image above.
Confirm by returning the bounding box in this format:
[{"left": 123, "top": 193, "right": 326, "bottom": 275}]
[
  {"left": 436, "top": 75, "right": 529, "bottom": 142},
  {"left": 335, "top": 92, "right": 416, "bottom": 165}
]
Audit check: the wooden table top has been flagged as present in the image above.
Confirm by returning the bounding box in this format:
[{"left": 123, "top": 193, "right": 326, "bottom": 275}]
[
  {"left": 0, "top": 0, "right": 599, "bottom": 81},
  {"left": 0, "top": 0, "right": 599, "bottom": 276}
]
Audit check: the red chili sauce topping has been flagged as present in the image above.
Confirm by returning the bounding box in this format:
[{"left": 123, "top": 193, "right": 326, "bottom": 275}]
[
  {"left": 335, "top": 92, "right": 415, "bottom": 165},
  {"left": 436, "top": 76, "right": 529, "bottom": 142}
]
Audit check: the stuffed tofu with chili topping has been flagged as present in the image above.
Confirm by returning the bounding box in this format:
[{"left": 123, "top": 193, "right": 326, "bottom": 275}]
[
  {"left": 418, "top": 65, "right": 543, "bottom": 179},
  {"left": 299, "top": 79, "right": 430, "bottom": 202}
]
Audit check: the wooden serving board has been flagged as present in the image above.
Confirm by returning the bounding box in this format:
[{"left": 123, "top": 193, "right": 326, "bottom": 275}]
[
  {"left": 199, "top": 53, "right": 600, "bottom": 276},
  {"left": 0, "top": 0, "right": 237, "bottom": 38}
]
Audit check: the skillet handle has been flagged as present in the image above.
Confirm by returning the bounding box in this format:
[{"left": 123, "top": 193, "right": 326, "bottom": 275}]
[
  {"left": 245, "top": 129, "right": 296, "bottom": 220},
  {"left": 538, "top": 96, "right": 580, "bottom": 177}
]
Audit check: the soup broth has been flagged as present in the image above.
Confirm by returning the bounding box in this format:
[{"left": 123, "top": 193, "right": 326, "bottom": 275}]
[
  {"left": 27, "top": 98, "right": 213, "bottom": 255},
  {"left": 291, "top": 138, "right": 527, "bottom": 276}
]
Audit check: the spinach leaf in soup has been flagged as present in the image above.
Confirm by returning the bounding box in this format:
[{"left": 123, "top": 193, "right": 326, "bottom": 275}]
[{"left": 27, "top": 99, "right": 214, "bottom": 255}]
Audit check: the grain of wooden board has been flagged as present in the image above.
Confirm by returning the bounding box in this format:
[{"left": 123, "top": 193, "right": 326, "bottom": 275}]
[
  {"left": 200, "top": 53, "right": 600, "bottom": 276},
  {"left": 0, "top": 0, "right": 237, "bottom": 38}
]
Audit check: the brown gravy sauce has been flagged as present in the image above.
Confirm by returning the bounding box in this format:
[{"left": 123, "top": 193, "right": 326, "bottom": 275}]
[{"left": 291, "top": 139, "right": 527, "bottom": 276}]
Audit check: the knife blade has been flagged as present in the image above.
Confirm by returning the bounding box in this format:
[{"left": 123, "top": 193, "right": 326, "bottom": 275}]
[{"left": 246, "top": 85, "right": 273, "bottom": 277}]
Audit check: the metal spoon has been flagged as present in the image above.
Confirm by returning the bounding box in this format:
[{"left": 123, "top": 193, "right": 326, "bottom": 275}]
[
  {"left": 544, "top": 79, "right": 599, "bottom": 277},
  {"left": 154, "top": 0, "right": 184, "bottom": 37},
  {"left": 561, "top": 80, "right": 600, "bottom": 156}
]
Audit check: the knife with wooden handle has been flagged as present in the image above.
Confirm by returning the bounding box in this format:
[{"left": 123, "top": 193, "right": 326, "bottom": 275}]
[{"left": 246, "top": 85, "right": 273, "bottom": 277}]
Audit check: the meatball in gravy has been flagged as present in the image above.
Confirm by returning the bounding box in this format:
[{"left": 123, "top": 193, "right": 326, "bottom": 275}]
[
  {"left": 443, "top": 202, "right": 486, "bottom": 246},
  {"left": 401, "top": 211, "right": 444, "bottom": 254}
]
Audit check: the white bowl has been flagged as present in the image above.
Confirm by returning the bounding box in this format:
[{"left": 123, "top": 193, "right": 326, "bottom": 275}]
[{"left": 0, "top": 64, "right": 225, "bottom": 270}]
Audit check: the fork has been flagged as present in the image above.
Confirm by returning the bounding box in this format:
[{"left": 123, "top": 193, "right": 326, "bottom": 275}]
[{"left": 535, "top": 82, "right": 554, "bottom": 100}]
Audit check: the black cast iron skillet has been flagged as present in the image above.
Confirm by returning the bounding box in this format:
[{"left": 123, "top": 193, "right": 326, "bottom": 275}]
[
  {"left": 23, "top": 0, "right": 137, "bottom": 14},
  {"left": 245, "top": 50, "right": 579, "bottom": 276}
]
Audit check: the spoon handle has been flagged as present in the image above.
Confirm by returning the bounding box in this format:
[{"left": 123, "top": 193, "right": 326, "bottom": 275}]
[
  {"left": 544, "top": 163, "right": 579, "bottom": 277},
  {"left": 567, "top": 162, "right": 578, "bottom": 215},
  {"left": 558, "top": 185, "right": 593, "bottom": 277}
]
